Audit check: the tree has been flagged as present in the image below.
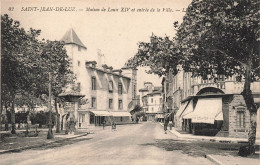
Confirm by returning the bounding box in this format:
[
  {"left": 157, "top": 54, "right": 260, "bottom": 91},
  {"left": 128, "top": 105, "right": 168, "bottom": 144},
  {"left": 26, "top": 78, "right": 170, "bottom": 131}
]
[
  {"left": 175, "top": 0, "right": 259, "bottom": 155},
  {"left": 38, "top": 40, "right": 73, "bottom": 134},
  {"left": 1, "top": 14, "right": 73, "bottom": 136},
  {"left": 130, "top": 105, "right": 143, "bottom": 115},
  {"left": 1, "top": 14, "right": 41, "bottom": 134},
  {"left": 126, "top": 34, "right": 181, "bottom": 77}
]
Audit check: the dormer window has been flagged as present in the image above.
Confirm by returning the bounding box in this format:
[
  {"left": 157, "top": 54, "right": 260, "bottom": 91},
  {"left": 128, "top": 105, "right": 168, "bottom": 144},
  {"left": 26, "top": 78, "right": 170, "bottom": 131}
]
[{"left": 86, "top": 61, "right": 97, "bottom": 68}]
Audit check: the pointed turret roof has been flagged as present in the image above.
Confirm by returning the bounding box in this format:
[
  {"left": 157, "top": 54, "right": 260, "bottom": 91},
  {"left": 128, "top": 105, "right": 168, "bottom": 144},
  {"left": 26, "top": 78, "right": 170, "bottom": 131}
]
[{"left": 61, "top": 28, "right": 87, "bottom": 49}]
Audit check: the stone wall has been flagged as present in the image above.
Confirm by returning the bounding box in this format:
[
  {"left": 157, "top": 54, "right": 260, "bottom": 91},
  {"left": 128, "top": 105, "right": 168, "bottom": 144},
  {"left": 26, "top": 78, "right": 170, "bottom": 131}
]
[{"left": 228, "top": 95, "right": 250, "bottom": 138}]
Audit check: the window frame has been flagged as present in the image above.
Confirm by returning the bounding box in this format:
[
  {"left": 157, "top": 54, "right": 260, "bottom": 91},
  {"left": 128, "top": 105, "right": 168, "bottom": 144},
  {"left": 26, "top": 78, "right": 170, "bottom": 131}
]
[
  {"left": 118, "top": 82, "right": 123, "bottom": 95},
  {"left": 118, "top": 99, "right": 123, "bottom": 109},
  {"left": 108, "top": 80, "right": 113, "bottom": 93},
  {"left": 91, "top": 77, "right": 96, "bottom": 90},
  {"left": 109, "top": 99, "right": 113, "bottom": 109},
  {"left": 91, "top": 97, "right": 96, "bottom": 108},
  {"left": 82, "top": 114, "right": 85, "bottom": 122},
  {"left": 236, "top": 109, "right": 245, "bottom": 128}
]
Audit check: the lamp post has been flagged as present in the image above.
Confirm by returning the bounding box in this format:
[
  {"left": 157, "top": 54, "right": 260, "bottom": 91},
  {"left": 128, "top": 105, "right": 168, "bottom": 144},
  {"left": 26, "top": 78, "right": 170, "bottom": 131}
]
[{"left": 47, "top": 72, "right": 54, "bottom": 139}]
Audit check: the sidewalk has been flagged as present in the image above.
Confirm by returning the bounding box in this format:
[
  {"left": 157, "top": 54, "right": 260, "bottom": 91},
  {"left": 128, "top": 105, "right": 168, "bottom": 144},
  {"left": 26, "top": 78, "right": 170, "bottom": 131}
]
[
  {"left": 159, "top": 123, "right": 260, "bottom": 165},
  {"left": 0, "top": 128, "right": 92, "bottom": 154},
  {"left": 205, "top": 154, "right": 260, "bottom": 165}
]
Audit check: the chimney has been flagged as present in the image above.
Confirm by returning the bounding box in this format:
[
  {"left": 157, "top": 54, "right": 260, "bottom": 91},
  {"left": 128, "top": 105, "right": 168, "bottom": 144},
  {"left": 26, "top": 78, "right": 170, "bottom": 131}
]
[{"left": 97, "top": 49, "right": 105, "bottom": 67}]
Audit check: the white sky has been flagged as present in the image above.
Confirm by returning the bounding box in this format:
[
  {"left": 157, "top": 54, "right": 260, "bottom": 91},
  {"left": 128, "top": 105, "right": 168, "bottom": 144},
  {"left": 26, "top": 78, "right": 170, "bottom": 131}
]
[{"left": 1, "top": 0, "right": 191, "bottom": 92}]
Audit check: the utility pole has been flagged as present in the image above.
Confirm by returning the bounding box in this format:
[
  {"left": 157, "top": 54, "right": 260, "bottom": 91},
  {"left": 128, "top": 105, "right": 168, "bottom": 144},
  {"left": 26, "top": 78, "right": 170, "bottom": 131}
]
[{"left": 47, "top": 72, "right": 54, "bottom": 139}]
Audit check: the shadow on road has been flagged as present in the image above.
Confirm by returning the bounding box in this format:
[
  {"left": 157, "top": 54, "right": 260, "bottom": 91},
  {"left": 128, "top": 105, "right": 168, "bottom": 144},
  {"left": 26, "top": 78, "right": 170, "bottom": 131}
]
[
  {"left": 32, "top": 137, "right": 93, "bottom": 150},
  {"left": 140, "top": 139, "right": 260, "bottom": 159}
]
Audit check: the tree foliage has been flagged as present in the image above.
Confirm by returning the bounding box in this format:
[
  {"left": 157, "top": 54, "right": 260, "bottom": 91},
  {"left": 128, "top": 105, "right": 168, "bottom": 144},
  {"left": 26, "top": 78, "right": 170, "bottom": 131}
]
[
  {"left": 176, "top": 0, "right": 259, "bottom": 80},
  {"left": 130, "top": 105, "right": 143, "bottom": 115},
  {"left": 175, "top": 0, "right": 259, "bottom": 150},
  {"left": 1, "top": 14, "right": 73, "bottom": 133},
  {"left": 126, "top": 35, "right": 181, "bottom": 77}
]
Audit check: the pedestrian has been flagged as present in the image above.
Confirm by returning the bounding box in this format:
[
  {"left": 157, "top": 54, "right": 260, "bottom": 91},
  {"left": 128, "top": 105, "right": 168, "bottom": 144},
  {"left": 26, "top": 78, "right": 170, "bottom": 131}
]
[
  {"left": 103, "top": 119, "right": 106, "bottom": 130},
  {"left": 136, "top": 117, "right": 139, "bottom": 124},
  {"left": 169, "top": 120, "right": 173, "bottom": 130},
  {"left": 112, "top": 121, "right": 116, "bottom": 131},
  {"left": 164, "top": 116, "right": 169, "bottom": 134}
]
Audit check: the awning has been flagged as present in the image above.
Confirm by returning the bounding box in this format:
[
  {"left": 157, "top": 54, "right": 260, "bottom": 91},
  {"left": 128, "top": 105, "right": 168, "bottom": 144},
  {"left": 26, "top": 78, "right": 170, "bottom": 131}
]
[
  {"left": 215, "top": 111, "right": 223, "bottom": 120},
  {"left": 182, "top": 100, "right": 194, "bottom": 119},
  {"left": 191, "top": 98, "right": 223, "bottom": 124},
  {"left": 183, "top": 111, "right": 195, "bottom": 119},
  {"left": 155, "top": 114, "right": 164, "bottom": 118},
  {"left": 110, "top": 111, "right": 131, "bottom": 117},
  {"left": 90, "top": 110, "right": 111, "bottom": 116},
  {"left": 175, "top": 101, "right": 189, "bottom": 118}
]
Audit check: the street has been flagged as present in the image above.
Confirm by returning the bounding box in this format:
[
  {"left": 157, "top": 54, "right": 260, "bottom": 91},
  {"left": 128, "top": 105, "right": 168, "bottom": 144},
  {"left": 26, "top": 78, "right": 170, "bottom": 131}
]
[{"left": 0, "top": 122, "right": 213, "bottom": 165}]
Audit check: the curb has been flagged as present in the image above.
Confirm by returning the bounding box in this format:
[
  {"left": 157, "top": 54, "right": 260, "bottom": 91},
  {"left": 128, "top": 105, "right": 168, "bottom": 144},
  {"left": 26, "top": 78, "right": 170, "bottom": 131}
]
[
  {"left": 0, "top": 132, "right": 89, "bottom": 154},
  {"left": 205, "top": 155, "right": 224, "bottom": 165}
]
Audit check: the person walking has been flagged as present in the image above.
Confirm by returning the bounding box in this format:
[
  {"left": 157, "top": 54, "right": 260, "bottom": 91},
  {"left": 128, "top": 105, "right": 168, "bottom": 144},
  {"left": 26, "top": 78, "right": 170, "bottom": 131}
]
[
  {"left": 103, "top": 119, "right": 106, "bottom": 130},
  {"left": 164, "top": 116, "right": 169, "bottom": 134},
  {"left": 112, "top": 121, "right": 116, "bottom": 131},
  {"left": 169, "top": 120, "right": 173, "bottom": 130}
]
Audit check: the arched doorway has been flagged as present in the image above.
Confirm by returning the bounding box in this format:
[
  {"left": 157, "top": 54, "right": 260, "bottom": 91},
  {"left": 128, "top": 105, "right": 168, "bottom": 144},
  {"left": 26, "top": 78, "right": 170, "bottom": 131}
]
[{"left": 196, "top": 87, "right": 225, "bottom": 96}]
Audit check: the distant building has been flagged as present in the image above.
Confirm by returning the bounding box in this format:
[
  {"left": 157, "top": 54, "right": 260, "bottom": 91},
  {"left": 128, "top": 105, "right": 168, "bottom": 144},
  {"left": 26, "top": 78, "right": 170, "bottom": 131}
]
[
  {"left": 139, "top": 82, "right": 161, "bottom": 106},
  {"left": 60, "top": 28, "right": 137, "bottom": 127},
  {"left": 139, "top": 82, "right": 163, "bottom": 121},
  {"left": 163, "top": 66, "right": 260, "bottom": 138}
]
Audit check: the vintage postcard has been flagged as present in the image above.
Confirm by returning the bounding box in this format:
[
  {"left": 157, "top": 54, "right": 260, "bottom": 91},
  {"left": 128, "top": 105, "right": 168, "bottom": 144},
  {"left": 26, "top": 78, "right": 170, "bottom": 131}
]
[{"left": 1, "top": 0, "right": 260, "bottom": 164}]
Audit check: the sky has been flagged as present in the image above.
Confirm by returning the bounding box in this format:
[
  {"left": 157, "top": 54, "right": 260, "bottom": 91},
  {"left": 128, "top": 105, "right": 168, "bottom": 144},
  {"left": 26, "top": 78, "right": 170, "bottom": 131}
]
[{"left": 1, "top": 0, "right": 191, "bottom": 92}]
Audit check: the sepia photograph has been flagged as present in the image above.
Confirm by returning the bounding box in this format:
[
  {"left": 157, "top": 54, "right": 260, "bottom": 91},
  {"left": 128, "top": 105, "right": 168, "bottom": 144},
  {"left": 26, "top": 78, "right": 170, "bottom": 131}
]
[{"left": 1, "top": 0, "right": 260, "bottom": 164}]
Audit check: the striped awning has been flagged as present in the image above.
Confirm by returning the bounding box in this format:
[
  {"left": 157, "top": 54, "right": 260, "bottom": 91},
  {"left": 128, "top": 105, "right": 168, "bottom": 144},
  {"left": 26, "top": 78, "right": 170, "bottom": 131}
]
[
  {"left": 191, "top": 98, "right": 223, "bottom": 124},
  {"left": 90, "top": 110, "right": 111, "bottom": 116}
]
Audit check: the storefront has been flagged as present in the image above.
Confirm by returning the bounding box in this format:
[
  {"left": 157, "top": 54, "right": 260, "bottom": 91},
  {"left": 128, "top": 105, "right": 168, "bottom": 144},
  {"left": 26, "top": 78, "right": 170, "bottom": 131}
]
[
  {"left": 110, "top": 111, "right": 131, "bottom": 123},
  {"left": 155, "top": 114, "right": 164, "bottom": 122},
  {"left": 184, "top": 97, "right": 223, "bottom": 136},
  {"left": 89, "top": 110, "right": 112, "bottom": 126}
]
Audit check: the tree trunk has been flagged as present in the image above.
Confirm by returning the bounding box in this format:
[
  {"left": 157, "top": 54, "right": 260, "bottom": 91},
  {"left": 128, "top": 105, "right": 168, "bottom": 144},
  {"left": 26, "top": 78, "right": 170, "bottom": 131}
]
[
  {"left": 25, "top": 112, "right": 30, "bottom": 136},
  {"left": 4, "top": 106, "right": 9, "bottom": 131},
  {"left": 47, "top": 72, "right": 53, "bottom": 139},
  {"left": 11, "top": 94, "right": 16, "bottom": 134},
  {"left": 55, "top": 98, "right": 61, "bottom": 133},
  {"left": 240, "top": 60, "right": 257, "bottom": 155},
  {"left": 0, "top": 104, "right": 2, "bottom": 131}
]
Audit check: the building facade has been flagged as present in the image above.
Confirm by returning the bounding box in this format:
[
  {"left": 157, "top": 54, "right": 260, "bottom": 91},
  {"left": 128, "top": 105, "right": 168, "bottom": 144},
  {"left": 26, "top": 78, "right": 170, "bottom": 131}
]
[
  {"left": 60, "top": 28, "right": 137, "bottom": 128},
  {"left": 163, "top": 66, "right": 260, "bottom": 138},
  {"left": 139, "top": 83, "right": 163, "bottom": 121}
]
